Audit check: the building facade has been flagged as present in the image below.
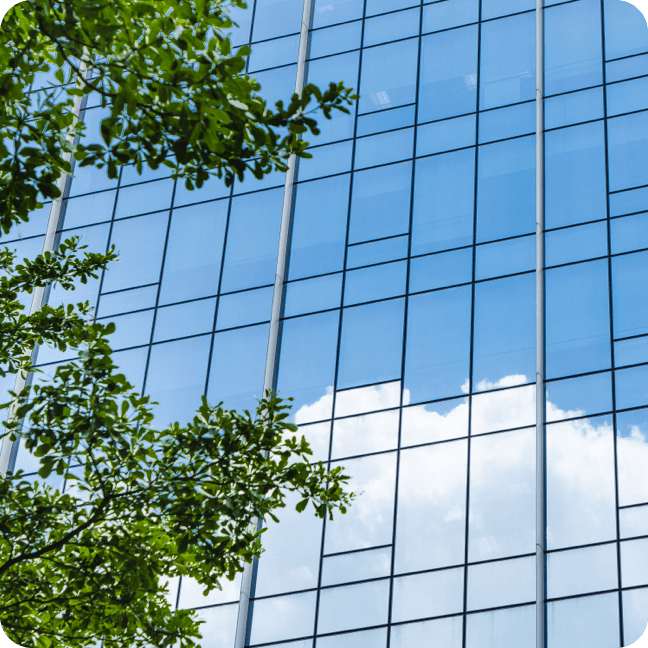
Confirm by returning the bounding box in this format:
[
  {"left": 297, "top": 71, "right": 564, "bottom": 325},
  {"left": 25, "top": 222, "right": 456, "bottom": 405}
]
[{"left": 6, "top": 0, "right": 648, "bottom": 646}]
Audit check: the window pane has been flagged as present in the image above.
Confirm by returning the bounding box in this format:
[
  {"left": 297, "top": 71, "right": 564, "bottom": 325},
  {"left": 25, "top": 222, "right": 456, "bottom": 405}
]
[
  {"left": 603, "top": 0, "right": 648, "bottom": 60},
  {"left": 194, "top": 603, "right": 239, "bottom": 648},
  {"left": 544, "top": 0, "right": 602, "bottom": 95},
  {"left": 391, "top": 568, "right": 464, "bottom": 622},
  {"left": 409, "top": 248, "right": 473, "bottom": 293},
  {"left": 276, "top": 311, "right": 340, "bottom": 422},
  {"left": 547, "top": 544, "right": 618, "bottom": 598},
  {"left": 546, "top": 260, "right": 611, "bottom": 379},
  {"left": 317, "top": 580, "right": 390, "bottom": 634},
  {"left": 145, "top": 336, "right": 211, "bottom": 426},
  {"left": 114, "top": 179, "right": 174, "bottom": 219},
  {"left": 479, "top": 13, "right": 535, "bottom": 110},
  {"left": 468, "top": 428, "right": 535, "bottom": 561},
  {"left": 289, "top": 175, "right": 350, "bottom": 280},
  {"left": 623, "top": 587, "right": 648, "bottom": 647},
  {"left": 545, "top": 87, "right": 604, "bottom": 130},
  {"left": 354, "top": 128, "right": 414, "bottom": 170},
  {"left": 395, "top": 441, "right": 468, "bottom": 573},
  {"left": 317, "top": 628, "right": 387, "bottom": 648},
  {"left": 324, "top": 452, "right": 397, "bottom": 553},
  {"left": 343, "top": 261, "right": 407, "bottom": 306},
  {"left": 363, "top": 8, "right": 419, "bottom": 47},
  {"left": 416, "top": 114, "right": 476, "bottom": 156},
  {"left": 616, "top": 409, "right": 648, "bottom": 506},
  {"left": 347, "top": 236, "right": 408, "bottom": 269},
  {"left": 401, "top": 397, "right": 469, "bottom": 446},
  {"left": 207, "top": 324, "right": 269, "bottom": 412},
  {"left": 321, "top": 547, "right": 391, "bottom": 586},
  {"left": 254, "top": 492, "right": 323, "bottom": 597},
  {"left": 545, "top": 372, "right": 612, "bottom": 422},
  {"left": 423, "top": 0, "right": 478, "bottom": 32},
  {"left": 284, "top": 274, "right": 343, "bottom": 317},
  {"left": 610, "top": 212, "right": 648, "bottom": 255},
  {"left": 612, "top": 251, "right": 648, "bottom": 339},
  {"left": 309, "top": 21, "right": 362, "bottom": 59},
  {"left": 471, "top": 383, "right": 535, "bottom": 435},
  {"left": 359, "top": 39, "right": 418, "bottom": 113},
  {"left": 337, "top": 299, "right": 405, "bottom": 390},
  {"left": 158, "top": 200, "right": 228, "bottom": 305},
  {"left": 547, "top": 416, "right": 617, "bottom": 549},
  {"left": 467, "top": 557, "right": 535, "bottom": 610},
  {"left": 404, "top": 286, "right": 472, "bottom": 403},
  {"left": 102, "top": 212, "right": 168, "bottom": 293},
  {"left": 476, "top": 136, "right": 535, "bottom": 243},
  {"left": 547, "top": 594, "right": 619, "bottom": 648},
  {"left": 545, "top": 122, "right": 607, "bottom": 229},
  {"left": 391, "top": 617, "right": 463, "bottom": 648},
  {"left": 419, "top": 25, "right": 478, "bottom": 122},
  {"left": 475, "top": 235, "right": 534, "bottom": 280},
  {"left": 216, "top": 287, "right": 273, "bottom": 330},
  {"left": 620, "top": 505, "right": 648, "bottom": 539},
  {"left": 608, "top": 111, "right": 648, "bottom": 192},
  {"left": 348, "top": 163, "right": 412, "bottom": 244},
  {"left": 465, "top": 605, "right": 534, "bottom": 648},
  {"left": 412, "top": 149, "right": 475, "bottom": 255},
  {"left": 546, "top": 221, "right": 608, "bottom": 267},
  {"left": 331, "top": 409, "right": 399, "bottom": 459},
  {"left": 472, "top": 274, "right": 535, "bottom": 389},
  {"left": 249, "top": 592, "right": 317, "bottom": 645},
  {"left": 220, "top": 189, "right": 283, "bottom": 292}
]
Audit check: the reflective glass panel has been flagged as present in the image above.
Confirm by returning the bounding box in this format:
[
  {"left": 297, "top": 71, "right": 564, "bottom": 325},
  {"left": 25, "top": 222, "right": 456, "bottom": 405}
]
[
  {"left": 547, "top": 544, "right": 618, "bottom": 598},
  {"left": 400, "top": 397, "right": 469, "bottom": 446},
  {"left": 276, "top": 311, "right": 340, "bottom": 422},
  {"left": 289, "top": 175, "right": 350, "bottom": 280},
  {"left": 472, "top": 274, "right": 535, "bottom": 389},
  {"left": 475, "top": 235, "right": 534, "bottom": 280},
  {"left": 412, "top": 149, "right": 475, "bottom": 255},
  {"left": 331, "top": 409, "right": 399, "bottom": 459},
  {"left": 546, "top": 416, "right": 617, "bottom": 549},
  {"left": 545, "top": 121, "right": 607, "bottom": 229},
  {"left": 284, "top": 274, "right": 343, "bottom": 317},
  {"left": 419, "top": 25, "right": 478, "bottom": 122},
  {"left": 395, "top": 441, "right": 468, "bottom": 572},
  {"left": 416, "top": 114, "right": 476, "bottom": 156},
  {"left": 207, "top": 324, "right": 269, "bottom": 412},
  {"left": 465, "top": 605, "right": 534, "bottom": 648},
  {"left": 545, "top": 87, "right": 604, "bottom": 130},
  {"left": 409, "top": 248, "right": 472, "bottom": 293},
  {"left": 320, "top": 547, "right": 391, "bottom": 586},
  {"left": 611, "top": 212, "right": 648, "bottom": 255},
  {"left": 547, "top": 594, "right": 619, "bottom": 648},
  {"left": 220, "top": 188, "right": 283, "bottom": 292},
  {"left": 545, "top": 221, "right": 608, "bottom": 266},
  {"left": 145, "top": 335, "right": 211, "bottom": 426},
  {"left": 404, "top": 286, "right": 472, "bottom": 403},
  {"left": 324, "top": 452, "right": 397, "bottom": 553},
  {"left": 317, "top": 580, "right": 390, "bottom": 634},
  {"left": 391, "top": 568, "right": 464, "bottom": 622},
  {"left": 337, "top": 299, "right": 405, "bottom": 390},
  {"left": 114, "top": 179, "right": 174, "bottom": 219},
  {"left": 612, "top": 251, "right": 648, "bottom": 339},
  {"left": 249, "top": 592, "right": 317, "bottom": 645},
  {"left": 546, "top": 260, "right": 611, "bottom": 378},
  {"left": 468, "top": 428, "right": 535, "bottom": 561},
  {"left": 467, "top": 557, "right": 535, "bottom": 610},
  {"left": 347, "top": 236, "right": 408, "bottom": 269},
  {"left": 422, "top": 0, "right": 478, "bottom": 32},
  {"left": 622, "top": 587, "right": 648, "bottom": 647},
  {"left": 608, "top": 112, "right": 648, "bottom": 192},
  {"left": 348, "top": 162, "right": 412, "bottom": 244},
  {"left": 216, "top": 287, "right": 273, "bottom": 330},
  {"left": 617, "top": 408, "right": 648, "bottom": 507},
  {"left": 545, "top": 372, "right": 612, "bottom": 422},
  {"left": 476, "top": 136, "right": 535, "bottom": 243},
  {"left": 158, "top": 200, "right": 228, "bottom": 305},
  {"left": 343, "top": 261, "right": 407, "bottom": 306},
  {"left": 479, "top": 13, "right": 535, "bottom": 110},
  {"left": 193, "top": 603, "right": 239, "bottom": 648},
  {"left": 391, "top": 617, "right": 463, "bottom": 648}
]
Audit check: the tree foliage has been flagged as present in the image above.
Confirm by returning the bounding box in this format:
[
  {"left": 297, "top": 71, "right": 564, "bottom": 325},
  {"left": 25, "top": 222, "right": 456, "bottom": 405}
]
[
  {"left": 0, "top": 0, "right": 356, "bottom": 645},
  {"left": 0, "top": 0, "right": 356, "bottom": 233}
]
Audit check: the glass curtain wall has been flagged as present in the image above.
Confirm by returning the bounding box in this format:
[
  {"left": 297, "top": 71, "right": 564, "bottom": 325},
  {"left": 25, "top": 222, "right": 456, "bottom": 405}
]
[{"left": 5, "top": 0, "right": 648, "bottom": 647}]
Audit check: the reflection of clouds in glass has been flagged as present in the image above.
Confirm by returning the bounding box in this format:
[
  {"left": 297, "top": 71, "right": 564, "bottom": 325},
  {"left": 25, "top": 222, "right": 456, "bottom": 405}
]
[
  {"left": 332, "top": 409, "right": 399, "bottom": 459},
  {"left": 617, "top": 420, "right": 648, "bottom": 506},
  {"left": 325, "top": 453, "right": 396, "bottom": 554},
  {"left": 471, "top": 376, "right": 535, "bottom": 435},
  {"left": 547, "top": 416, "right": 616, "bottom": 549},
  {"left": 291, "top": 375, "right": 648, "bottom": 567},
  {"left": 395, "top": 440, "right": 467, "bottom": 573},
  {"left": 334, "top": 380, "right": 402, "bottom": 417},
  {"left": 294, "top": 385, "right": 334, "bottom": 425}
]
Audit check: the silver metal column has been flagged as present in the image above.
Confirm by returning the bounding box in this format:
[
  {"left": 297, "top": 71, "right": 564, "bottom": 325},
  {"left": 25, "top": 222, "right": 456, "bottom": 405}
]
[
  {"left": 233, "top": 0, "right": 314, "bottom": 642},
  {"left": 535, "top": 0, "right": 547, "bottom": 646},
  {"left": 0, "top": 64, "right": 88, "bottom": 477}
]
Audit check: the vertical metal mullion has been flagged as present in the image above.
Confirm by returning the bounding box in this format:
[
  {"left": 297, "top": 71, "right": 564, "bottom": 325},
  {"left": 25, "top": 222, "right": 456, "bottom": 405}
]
[
  {"left": 535, "top": 0, "right": 547, "bottom": 646},
  {"left": 462, "top": 3, "right": 483, "bottom": 645},
  {"left": 233, "top": 0, "right": 316, "bottom": 642},
  {"left": 598, "top": 0, "right": 625, "bottom": 643},
  {"left": 0, "top": 66, "right": 89, "bottom": 476}
]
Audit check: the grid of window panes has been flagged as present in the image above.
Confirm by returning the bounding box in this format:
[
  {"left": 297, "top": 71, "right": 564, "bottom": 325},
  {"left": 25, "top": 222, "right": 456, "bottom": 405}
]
[
  {"left": 248, "top": 1, "right": 648, "bottom": 648},
  {"left": 4, "top": 0, "right": 648, "bottom": 647}
]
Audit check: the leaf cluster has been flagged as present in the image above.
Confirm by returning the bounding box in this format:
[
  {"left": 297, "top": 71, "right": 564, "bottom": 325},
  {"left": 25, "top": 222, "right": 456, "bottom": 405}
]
[{"left": 0, "top": 0, "right": 358, "bottom": 233}]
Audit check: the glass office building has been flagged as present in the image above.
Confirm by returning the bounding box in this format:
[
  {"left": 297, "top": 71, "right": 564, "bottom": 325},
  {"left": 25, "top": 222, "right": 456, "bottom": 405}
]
[{"left": 6, "top": 0, "right": 648, "bottom": 646}]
